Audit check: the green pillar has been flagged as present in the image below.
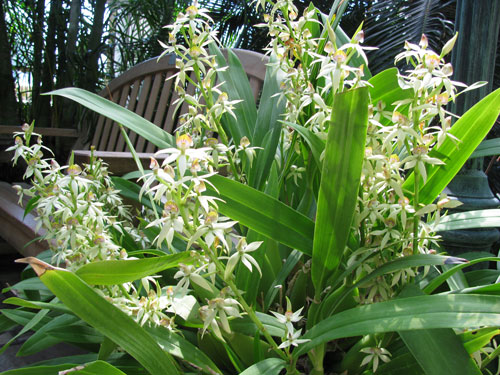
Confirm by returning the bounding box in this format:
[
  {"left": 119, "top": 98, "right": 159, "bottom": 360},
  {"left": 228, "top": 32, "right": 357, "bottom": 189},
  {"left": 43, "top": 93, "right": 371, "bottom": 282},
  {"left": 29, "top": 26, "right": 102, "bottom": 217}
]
[
  {"left": 451, "top": 0, "right": 500, "bottom": 117},
  {"left": 441, "top": 0, "right": 500, "bottom": 260}
]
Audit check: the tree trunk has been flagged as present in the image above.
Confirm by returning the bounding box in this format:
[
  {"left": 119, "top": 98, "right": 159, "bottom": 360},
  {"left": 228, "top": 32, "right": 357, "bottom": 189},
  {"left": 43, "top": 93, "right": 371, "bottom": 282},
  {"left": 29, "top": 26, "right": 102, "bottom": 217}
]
[
  {"left": 38, "top": 0, "right": 62, "bottom": 127},
  {"left": 30, "top": 0, "right": 45, "bottom": 123},
  {"left": 0, "top": 0, "right": 19, "bottom": 125},
  {"left": 64, "top": 0, "right": 81, "bottom": 87},
  {"left": 82, "top": 0, "right": 106, "bottom": 92},
  {"left": 59, "top": 0, "right": 81, "bottom": 129}
]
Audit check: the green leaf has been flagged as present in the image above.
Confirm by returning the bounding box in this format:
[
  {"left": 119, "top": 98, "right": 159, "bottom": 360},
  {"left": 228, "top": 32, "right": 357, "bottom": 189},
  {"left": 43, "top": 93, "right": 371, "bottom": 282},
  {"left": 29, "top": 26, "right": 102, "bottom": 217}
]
[
  {"left": 98, "top": 337, "right": 117, "bottom": 361},
  {"left": 403, "top": 87, "right": 500, "bottom": 205},
  {"left": 23, "top": 196, "right": 40, "bottom": 218},
  {"left": 433, "top": 209, "right": 500, "bottom": 232},
  {"left": 375, "top": 352, "right": 423, "bottom": 375},
  {"left": 368, "top": 68, "right": 413, "bottom": 121},
  {"left": 0, "top": 313, "right": 17, "bottom": 334},
  {"left": 145, "top": 325, "right": 221, "bottom": 375},
  {"left": 324, "top": 254, "right": 464, "bottom": 318},
  {"left": 311, "top": 87, "right": 369, "bottom": 295},
  {"left": 0, "top": 364, "right": 77, "bottom": 375},
  {"left": 48, "top": 88, "right": 175, "bottom": 149},
  {"left": 230, "top": 312, "right": 285, "bottom": 338},
  {"left": 466, "top": 269, "right": 500, "bottom": 287},
  {"left": 3, "top": 297, "right": 71, "bottom": 314},
  {"left": 75, "top": 253, "right": 192, "bottom": 285},
  {"left": 0, "top": 308, "right": 50, "bottom": 355},
  {"left": 423, "top": 257, "right": 500, "bottom": 294},
  {"left": 284, "top": 121, "right": 325, "bottom": 169},
  {"left": 38, "top": 268, "right": 180, "bottom": 375},
  {"left": 111, "top": 176, "right": 159, "bottom": 212},
  {"left": 68, "top": 360, "right": 127, "bottom": 375},
  {"left": 470, "top": 138, "right": 500, "bottom": 158},
  {"left": 18, "top": 314, "right": 80, "bottom": 356},
  {"left": 206, "top": 175, "right": 314, "bottom": 256},
  {"left": 8, "top": 277, "right": 50, "bottom": 293},
  {"left": 460, "top": 327, "right": 500, "bottom": 354},
  {"left": 249, "top": 54, "right": 286, "bottom": 189},
  {"left": 47, "top": 323, "right": 103, "bottom": 344},
  {"left": 239, "top": 358, "right": 286, "bottom": 375},
  {"left": 294, "top": 294, "right": 500, "bottom": 358},
  {"left": 451, "top": 283, "right": 500, "bottom": 296},
  {"left": 209, "top": 45, "right": 258, "bottom": 144},
  {"left": 0, "top": 309, "right": 50, "bottom": 328},
  {"left": 263, "top": 250, "right": 303, "bottom": 311},
  {"left": 398, "top": 286, "right": 481, "bottom": 375}
]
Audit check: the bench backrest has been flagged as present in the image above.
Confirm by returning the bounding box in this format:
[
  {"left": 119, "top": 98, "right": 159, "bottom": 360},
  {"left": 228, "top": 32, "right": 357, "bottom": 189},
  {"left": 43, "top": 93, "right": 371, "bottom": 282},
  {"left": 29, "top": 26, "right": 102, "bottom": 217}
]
[{"left": 90, "top": 49, "right": 269, "bottom": 153}]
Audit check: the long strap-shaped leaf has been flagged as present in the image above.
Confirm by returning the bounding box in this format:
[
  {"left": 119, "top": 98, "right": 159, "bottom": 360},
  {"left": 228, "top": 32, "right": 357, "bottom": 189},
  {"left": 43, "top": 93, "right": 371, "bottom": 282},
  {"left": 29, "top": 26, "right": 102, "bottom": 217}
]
[
  {"left": 69, "top": 360, "right": 127, "bottom": 374},
  {"left": 311, "top": 87, "right": 369, "bottom": 296},
  {"left": 403, "top": 87, "right": 500, "bottom": 205},
  {"left": 321, "top": 254, "right": 466, "bottom": 319},
  {"left": 75, "top": 253, "right": 193, "bottom": 285},
  {"left": 433, "top": 209, "right": 500, "bottom": 232},
  {"left": 398, "top": 285, "right": 481, "bottom": 375},
  {"left": 206, "top": 174, "right": 314, "bottom": 255},
  {"left": 294, "top": 294, "right": 500, "bottom": 358},
  {"left": 209, "top": 45, "right": 258, "bottom": 145},
  {"left": 249, "top": 55, "right": 286, "bottom": 190},
  {"left": 18, "top": 258, "right": 179, "bottom": 375},
  {"left": 239, "top": 358, "right": 286, "bottom": 375},
  {"left": 48, "top": 88, "right": 175, "bottom": 149}
]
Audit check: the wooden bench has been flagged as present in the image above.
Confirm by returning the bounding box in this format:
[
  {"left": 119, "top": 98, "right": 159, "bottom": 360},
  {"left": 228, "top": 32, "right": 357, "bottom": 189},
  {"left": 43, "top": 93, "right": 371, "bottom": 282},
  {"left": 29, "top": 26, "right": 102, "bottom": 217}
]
[
  {"left": 0, "top": 48, "right": 268, "bottom": 256},
  {"left": 73, "top": 49, "right": 268, "bottom": 175}
]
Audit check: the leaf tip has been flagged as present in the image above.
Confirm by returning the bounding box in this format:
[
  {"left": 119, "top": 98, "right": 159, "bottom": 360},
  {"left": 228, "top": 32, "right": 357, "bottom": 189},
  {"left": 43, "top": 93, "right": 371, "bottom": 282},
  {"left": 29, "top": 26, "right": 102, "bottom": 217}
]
[
  {"left": 15, "top": 257, "right": 61, "bottom": 277},
  {"left": 444, "top": 256, "right": 468, "bottom": 265}
]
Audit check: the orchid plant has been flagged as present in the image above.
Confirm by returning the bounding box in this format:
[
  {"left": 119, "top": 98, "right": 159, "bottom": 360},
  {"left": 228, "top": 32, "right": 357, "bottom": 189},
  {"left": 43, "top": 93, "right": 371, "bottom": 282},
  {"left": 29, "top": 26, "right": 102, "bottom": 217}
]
[{"left": 2, "top": 0, "right": 500, "bottom": 374}]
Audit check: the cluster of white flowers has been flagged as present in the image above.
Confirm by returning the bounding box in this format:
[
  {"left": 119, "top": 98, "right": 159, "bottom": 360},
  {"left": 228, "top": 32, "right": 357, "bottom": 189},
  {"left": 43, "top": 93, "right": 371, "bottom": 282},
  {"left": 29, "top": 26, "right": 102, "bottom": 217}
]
[
  {"left": 141, "top": 132, "right": 266, "bottom": 338},
  {"left": 8, "top": 125, "right": 131, "bottom": 269},
  {"left": 352, "top": 33, "right": 480, "bottom": 304}
]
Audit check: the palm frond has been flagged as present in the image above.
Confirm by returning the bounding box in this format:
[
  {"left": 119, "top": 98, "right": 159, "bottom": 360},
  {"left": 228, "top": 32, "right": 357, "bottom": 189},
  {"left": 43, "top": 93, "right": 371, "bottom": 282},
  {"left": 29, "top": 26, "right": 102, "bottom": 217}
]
[{"left": 364, "top": 0, "right": 456, "bottom": 74}]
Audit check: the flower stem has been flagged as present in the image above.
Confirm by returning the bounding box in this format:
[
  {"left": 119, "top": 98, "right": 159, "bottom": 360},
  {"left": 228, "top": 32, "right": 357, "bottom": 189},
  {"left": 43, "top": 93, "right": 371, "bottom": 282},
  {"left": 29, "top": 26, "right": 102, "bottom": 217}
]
[{"left": 200, "top": 241, "right": 288, "bottom": 361}]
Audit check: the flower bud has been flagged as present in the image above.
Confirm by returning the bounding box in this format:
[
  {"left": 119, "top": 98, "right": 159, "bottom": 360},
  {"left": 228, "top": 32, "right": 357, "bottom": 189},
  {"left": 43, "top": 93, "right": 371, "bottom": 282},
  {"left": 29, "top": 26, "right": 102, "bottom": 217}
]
[
  {"left": 324, "top": 41, "right": 334, "bottom": 55},
  {"left": 354, "top": 30, "right": 365, "bottom": 44},
  {"left": 442, "top": 63, "right": 453, "bottom": 76},
  {"left": 419, "top": 34, "right": 428, "bottom": 49},
  {"left": 163, "top": 164, "right": 175, "bottom": 178},
  {"left": 240, "top": 136, "right": 250, "bottom": 148},
  {"left": 150, "top": 157, "right": 159, "bottom": 171}
]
